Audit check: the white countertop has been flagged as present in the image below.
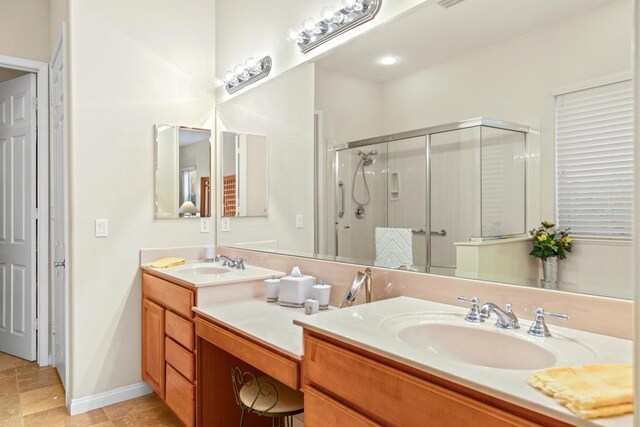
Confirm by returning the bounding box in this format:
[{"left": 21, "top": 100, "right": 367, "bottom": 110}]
[
  {"left": 141, "top": 260, "right": 285, "bottom": 288},
  {"left": 294, "top": 296, "right": 633, "bottom": 427},
  {"left": 194, "top": 299, "right": 334, "bottom": 359}
]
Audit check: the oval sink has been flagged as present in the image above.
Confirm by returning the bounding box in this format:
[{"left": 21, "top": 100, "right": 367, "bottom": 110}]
[
  {"left": 180, "top": 267, "right": 229, "bottom": 275},
  {"left": 398, "top": 323, "right": 557, "bottom": 370}
]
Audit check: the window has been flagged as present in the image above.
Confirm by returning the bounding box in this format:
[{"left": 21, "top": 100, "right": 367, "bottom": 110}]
[{"left": 555, "top": 77, "right": 634, "bottom": 237}]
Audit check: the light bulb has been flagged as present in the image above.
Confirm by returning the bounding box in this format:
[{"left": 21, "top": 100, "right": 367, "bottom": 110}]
[
  {"left": 224, "top": 71, "right": 235, "bottom": 83},
  {"left": 342, "top": 0, "right": 356, "bottom": 11},
  {"left": 321, "top": 6, "right": 335, "bottom": 23},
  {"left": 287, "top": 27, "right": 300, "bottom": 42},
  {"left": 353, "top": 0, "right": 364, "bottom": 12},
  {"left": 234, "top": 64, "right": 249, "bottom": 82},
  {"left": 213, "top": 78, "right": 225, "bottom": 88},
  {"left": 332, "top": 10, "right": 345, "bottom": 24},
  {"left": 245, "top": 57, "right": 257, "bottom": 69},
  {"left": 302, "top": 17, "right": 316, "bottom": 33},
  {"left": 314, "top": 22, "right": 326, "bottom": 35}
]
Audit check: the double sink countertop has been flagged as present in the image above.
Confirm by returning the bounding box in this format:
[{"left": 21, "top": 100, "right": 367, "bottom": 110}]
[{"left": 142, "top": 260, "right": 633, "bottom": 427}]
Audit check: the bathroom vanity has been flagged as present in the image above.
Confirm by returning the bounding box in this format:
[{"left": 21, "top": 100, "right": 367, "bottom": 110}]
[
  {"left": 295, "top": 297, "right": 633, "bottom": 427},
  {"left": 140, "top": 261, "right": 285, "bottom": 426},
  {"left": 140, "top": 252, "right": 633, "bottom": 427}
]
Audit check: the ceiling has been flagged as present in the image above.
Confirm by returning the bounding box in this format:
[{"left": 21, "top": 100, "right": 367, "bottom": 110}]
[
  {"left": 179, "top": 128, "right": 210, "bottom": 146},
  {"left": 315, "top": 0, "right": 619, "bottom": 82}
]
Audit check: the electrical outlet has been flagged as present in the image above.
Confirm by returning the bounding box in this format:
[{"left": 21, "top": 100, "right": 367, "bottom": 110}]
[
  {"left": 95, "top": 219, "right": 108, "bottom": 237},
  {"left": 221, "top": 217, "right": 231, "bottom": 232},
  {"left": 296, "top": 214, "right": 304, "bottom": 229},
  {"left": 200, "top": 218, "right": 210, "bottom": 233}
]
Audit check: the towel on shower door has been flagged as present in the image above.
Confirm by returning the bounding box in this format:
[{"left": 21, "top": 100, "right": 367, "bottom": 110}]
[{"left": 374, "top": 227, "right": 413, "bottom": 269}]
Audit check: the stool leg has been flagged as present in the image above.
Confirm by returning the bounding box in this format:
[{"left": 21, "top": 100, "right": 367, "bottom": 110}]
[{"left": 239, "top": 408, "right": 245, "bottom": 427}]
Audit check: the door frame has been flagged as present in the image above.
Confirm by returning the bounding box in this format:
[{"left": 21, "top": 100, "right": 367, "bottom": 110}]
[{"left": 0, "top": 54, "right": 49, "bottom": 366}]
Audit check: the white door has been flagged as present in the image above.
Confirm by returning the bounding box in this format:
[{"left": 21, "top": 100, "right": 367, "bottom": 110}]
[
  {"left": 50, "top": 33, "right": 67, "bottom": 388},
  {"left": 0, "top": 73, "right": 37, "bottom": 361}
]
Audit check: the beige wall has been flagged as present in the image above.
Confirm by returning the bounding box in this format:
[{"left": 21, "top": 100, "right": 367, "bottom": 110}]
[
  {"left": 0, "top": 0, "right": 50, "bottom": 61},
  {"left": 68, "top": 0, "right": 215, "bottom": 400},
  {"left": 49, "top": 0, "right": 69, "bottom": 51}
]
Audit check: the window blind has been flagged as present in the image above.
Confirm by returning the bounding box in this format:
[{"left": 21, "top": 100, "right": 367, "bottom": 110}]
[{"left": 555, "top": 79, "right": 634, "bottom": 237}]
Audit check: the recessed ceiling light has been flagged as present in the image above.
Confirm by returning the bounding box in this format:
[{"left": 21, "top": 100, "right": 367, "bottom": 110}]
[{"left": 378, "top": 56, "right": 398, "bottom": 66}]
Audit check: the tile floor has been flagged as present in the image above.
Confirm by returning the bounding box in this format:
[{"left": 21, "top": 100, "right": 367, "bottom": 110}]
[{"left": 0, "top": 352, "right": 181, "bottom": 426}]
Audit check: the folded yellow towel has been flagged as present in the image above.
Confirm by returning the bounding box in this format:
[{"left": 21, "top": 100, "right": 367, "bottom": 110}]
[
  {"left": 528, "top": 364, "right": 633, "bottom": 419},
  {"left": 144, "top": 257, "right": 187, "bottom": 269}
]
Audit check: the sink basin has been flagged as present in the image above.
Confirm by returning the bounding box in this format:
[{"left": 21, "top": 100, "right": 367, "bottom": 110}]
[
  {"left": 398, "top": 323, "right": 556, "bottom": 370},
  {"left": 378, "top": 311, "right": 596, "bottom": 371},
  {"left": 177, "top": 266, "right": 230, "bottom": 275}
]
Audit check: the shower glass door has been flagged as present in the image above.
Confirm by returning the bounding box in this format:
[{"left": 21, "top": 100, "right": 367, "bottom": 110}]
[
  {"left": 335, "top": 143, "right": 388, "bottom": 262},
  {"left": 334, "top": 136, "right": 427, "bottom": 269},
  {"left": 429, "top": 128, "right": 482, "bottom": 276}
]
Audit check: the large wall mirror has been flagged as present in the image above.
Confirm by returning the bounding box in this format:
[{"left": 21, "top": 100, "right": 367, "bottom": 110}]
[
  {"left": 155, "top": 124, "right": 212, "bottom": 219},
  {"left": 216, "top": 0, "right": 634, "bottom": 299}
]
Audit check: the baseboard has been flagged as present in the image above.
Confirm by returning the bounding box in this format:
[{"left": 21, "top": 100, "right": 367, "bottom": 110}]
[{"left": 68, "top": 382, "right": 152, "bottom": 416}]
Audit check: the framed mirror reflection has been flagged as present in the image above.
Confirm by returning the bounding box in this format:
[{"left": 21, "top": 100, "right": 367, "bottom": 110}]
[
  {"left": 215, "top": 0, "right": 633, "bottom": 300},
  {"left": 155, "top": 124, "right": 212, "bottom": 219}
]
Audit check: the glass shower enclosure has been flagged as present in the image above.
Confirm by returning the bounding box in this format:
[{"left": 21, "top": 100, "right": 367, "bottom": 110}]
[{"left": 332, "top": 117, "right": 529, "bottom": 274}]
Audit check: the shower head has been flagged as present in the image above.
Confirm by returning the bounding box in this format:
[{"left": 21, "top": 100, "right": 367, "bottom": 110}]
[{"left": 358, "top": 149, "right": 377, "bottom": 166}]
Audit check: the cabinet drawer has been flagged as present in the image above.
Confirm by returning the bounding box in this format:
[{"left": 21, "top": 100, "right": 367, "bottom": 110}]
[
  {"left": 166, "top": 337, "right": 195, "bottom": 382},
  {"left": 166, "top": 310, "right": 195, "bottom": 351},
  {"left": 305, "top": 335, "right": 537, "bottom": 427},
  {"left": 196, "top": 316, "right": 300, "bottom": 390},
  {"left": 143, "top": 272, "right": 195, "bottom": 318},
  {"left": 166, "top": 364, "right": 195, "bottom": 427},
  {"left": 305, "top": 386, "right": 380, "bottom": 427}
]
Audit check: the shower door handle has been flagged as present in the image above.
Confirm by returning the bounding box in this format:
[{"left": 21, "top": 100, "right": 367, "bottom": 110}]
[
  {"left": 338, "top": 181, "right": 345, "bottom": 219},
  {"left": 431, "top": 229, "right": 447, "bottom": 237}
]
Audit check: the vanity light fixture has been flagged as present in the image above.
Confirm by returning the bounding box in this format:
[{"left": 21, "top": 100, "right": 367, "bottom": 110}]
[
  {"left": 214, "top": 56, "right": 273, "bottom": 95},
  {"left": 287, "top": 0, "right": 382, "bottom": 54}
]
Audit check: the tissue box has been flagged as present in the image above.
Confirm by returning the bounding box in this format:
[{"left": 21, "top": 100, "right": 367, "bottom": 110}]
[{"left": 279, "top": 274, "right": 315, "bottom": 308}]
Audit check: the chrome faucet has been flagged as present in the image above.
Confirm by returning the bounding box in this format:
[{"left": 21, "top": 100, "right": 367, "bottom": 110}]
[
  {"left": 340, "top": 268, "right": 372, "bottom": 308},
  {"left": 214, "top": 254, "right": 245, "bottom": 269},
  {"left": 479, "top": 302, "right": 520, "bottom": 329},
  {"left": 527, "top": 308, "right": 569, "bottom": 337}
]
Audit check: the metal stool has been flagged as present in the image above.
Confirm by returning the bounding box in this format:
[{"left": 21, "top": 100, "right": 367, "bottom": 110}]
[{"left": 232, "top": 367, "right": 304, "bottom": 427}]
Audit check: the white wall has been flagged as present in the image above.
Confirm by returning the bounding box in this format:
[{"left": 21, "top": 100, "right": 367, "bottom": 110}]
[
  {"left": 68, "top": 0, "right": 215, "bottom": 400},
  {"left": 216, "top": 64, "right": 315, "bottom": 253}
]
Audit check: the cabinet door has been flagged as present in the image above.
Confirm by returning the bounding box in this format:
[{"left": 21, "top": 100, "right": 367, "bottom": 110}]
[{"left": 142, "top": 298, "right": 165, "bottom": 399}]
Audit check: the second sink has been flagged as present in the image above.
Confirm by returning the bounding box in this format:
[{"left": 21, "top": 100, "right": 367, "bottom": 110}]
[{"left": 398, "top": 323, "right": 556, "bottom": 370}]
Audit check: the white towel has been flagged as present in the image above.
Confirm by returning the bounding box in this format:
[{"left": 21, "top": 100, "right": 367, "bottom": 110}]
[{"left": 375, "top": 227, "right": 413, "bottom": 268}]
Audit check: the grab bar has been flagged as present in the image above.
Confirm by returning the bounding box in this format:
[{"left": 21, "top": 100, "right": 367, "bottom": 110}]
[
  {"left": 412, "top": 228, "right": 447, "bottom": 237},
  {"left": 338, "top": 181, "right": 345, "bottom": 219}
]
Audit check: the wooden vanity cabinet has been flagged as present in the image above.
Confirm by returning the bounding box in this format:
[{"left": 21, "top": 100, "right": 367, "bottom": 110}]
[
  {"left": 142, "top": 272, "right": 196, "bottom": 427},
  {"left": 303, "top": 330, "right": 571, "bottom": 427}
]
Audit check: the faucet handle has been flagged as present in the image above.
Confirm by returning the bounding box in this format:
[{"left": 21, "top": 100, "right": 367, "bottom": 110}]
[
  {"left": 528, "top": 307, "right": 569, "bottom": 337},
  {"left": 457, "top": 296, "right": 483, "bottom": 323}
]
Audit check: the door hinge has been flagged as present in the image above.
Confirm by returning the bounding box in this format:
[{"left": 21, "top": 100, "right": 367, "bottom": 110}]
[
  {"left": 51, "top": 320, "right": 56, "bottom": 335},
  {"left": 33, "top": 97, "right": 38, "bottom": 111},
  {"left": 33, "top": 318, "right": 38, "bottom": 332},
  {"left": 34, "top": 208, "right": 39, "bottom": 220}
]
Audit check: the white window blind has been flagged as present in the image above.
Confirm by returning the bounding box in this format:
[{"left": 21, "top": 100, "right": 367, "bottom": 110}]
[{"left": 555, "top": 78, "right": 634, "bottom": 237}]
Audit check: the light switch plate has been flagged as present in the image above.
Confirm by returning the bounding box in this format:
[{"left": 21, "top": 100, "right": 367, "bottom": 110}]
[
  {"left": 95, "top": 219, "right": 108, "bottom": 237},
  {"left": 221, "top": 217, "right": 231, "bottom": 232},
  {"left": 200, "top": 218, "right": 210, "bottom": 233},
  {"left": 296, "top": 214, "right": 304, "bottom": 229}
]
